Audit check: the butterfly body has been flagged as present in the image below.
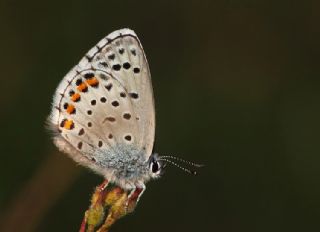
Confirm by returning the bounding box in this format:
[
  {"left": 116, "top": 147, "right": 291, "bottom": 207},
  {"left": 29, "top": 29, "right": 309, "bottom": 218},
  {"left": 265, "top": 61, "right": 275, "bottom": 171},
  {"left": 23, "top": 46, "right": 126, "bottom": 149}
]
[{"left": 49, "top": 29, "right": 161, "bottom": 190}]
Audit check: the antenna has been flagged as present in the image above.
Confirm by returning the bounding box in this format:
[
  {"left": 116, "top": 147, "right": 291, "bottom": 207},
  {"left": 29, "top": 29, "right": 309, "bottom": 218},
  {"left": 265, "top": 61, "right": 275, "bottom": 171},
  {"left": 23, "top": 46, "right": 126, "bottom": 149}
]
[
  {"left": 159, "top": 155, "right": 204, "bottom": 168},
  {"left": 157, "top": 155, "right": 204, "bottom": 175},
  {"left": 158, "top": 158, "right": 198, "bottom": 175}
]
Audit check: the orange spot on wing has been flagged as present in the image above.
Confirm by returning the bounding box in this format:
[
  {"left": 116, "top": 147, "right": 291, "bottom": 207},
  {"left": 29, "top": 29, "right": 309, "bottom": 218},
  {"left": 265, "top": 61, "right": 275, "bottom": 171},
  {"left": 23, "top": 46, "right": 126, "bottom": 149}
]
[
  {"left": 64, "top": 119, "right": 74, "bottom": 130},
  {"left": 66, "top": 104, "right": 75, "bottom": 114},
  {"left": 77, "top": 83, "right": 88, "bottom": 92},
  {"left": 86, "top": 77, "right": 99, "bottom": 87},
  {"left": 71, "top": 93, "right": 81, "bottom": 102}
]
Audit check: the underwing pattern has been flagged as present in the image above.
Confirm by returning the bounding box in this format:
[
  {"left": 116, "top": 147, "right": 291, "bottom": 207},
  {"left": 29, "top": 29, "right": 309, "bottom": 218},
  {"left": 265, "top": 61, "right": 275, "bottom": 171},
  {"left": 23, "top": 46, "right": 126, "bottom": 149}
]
[{"left": 48, "top": 29, "right": 159, "bottom": 189}]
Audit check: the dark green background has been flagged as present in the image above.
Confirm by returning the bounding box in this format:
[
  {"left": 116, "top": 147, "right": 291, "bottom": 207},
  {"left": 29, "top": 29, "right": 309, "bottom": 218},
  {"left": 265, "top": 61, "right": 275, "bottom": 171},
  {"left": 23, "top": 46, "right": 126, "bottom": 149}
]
[{"left": 1, "top": 0, "right": 320, "bottom": 231}]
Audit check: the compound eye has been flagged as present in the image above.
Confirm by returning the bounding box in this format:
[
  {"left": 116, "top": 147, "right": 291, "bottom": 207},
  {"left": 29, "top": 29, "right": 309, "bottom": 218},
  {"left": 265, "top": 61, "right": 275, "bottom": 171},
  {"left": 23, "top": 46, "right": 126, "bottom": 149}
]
[{"left": 151, "top": 161, "right": 159, "bottom": 173}]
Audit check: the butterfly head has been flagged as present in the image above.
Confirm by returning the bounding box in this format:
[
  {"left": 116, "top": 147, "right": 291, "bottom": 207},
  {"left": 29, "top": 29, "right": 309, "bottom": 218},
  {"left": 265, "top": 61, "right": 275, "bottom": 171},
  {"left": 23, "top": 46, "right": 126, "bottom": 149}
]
[{"left": 148, "top": 153, "right": 163, "bottom": 178}]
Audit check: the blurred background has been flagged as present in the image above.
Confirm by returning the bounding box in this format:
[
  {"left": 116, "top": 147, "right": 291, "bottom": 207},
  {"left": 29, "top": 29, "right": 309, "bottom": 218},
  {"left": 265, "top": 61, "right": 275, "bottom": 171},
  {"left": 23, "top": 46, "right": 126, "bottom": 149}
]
[{"left": 1, "top": 0, "right": 320, "bottom": 231}]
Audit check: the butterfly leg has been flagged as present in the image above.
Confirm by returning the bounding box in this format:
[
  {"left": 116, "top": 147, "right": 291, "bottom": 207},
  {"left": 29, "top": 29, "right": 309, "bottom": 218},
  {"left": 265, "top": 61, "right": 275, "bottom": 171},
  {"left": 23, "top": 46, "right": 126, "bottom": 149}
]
[
  {"left": 125, "top": 184, "right": 145, "bottom": 213},
  {"left": 97, "top": 179, "right": 109, "bottom": 192}
]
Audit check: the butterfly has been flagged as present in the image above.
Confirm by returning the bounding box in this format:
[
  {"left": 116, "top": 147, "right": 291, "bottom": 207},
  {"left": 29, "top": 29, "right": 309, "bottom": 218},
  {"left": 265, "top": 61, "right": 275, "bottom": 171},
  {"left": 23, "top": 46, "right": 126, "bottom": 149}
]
[{"left": 48, "top": 28, "right": 201, "bottom": 202}]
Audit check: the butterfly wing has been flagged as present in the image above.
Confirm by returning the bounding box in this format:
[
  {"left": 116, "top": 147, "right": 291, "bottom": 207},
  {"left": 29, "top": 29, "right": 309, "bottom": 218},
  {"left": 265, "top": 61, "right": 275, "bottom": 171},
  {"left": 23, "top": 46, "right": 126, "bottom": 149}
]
[{"left": 49, "top": 29, "right": 155, "bottom": 166}]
